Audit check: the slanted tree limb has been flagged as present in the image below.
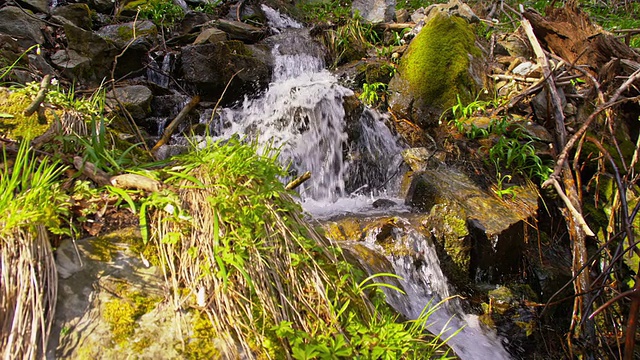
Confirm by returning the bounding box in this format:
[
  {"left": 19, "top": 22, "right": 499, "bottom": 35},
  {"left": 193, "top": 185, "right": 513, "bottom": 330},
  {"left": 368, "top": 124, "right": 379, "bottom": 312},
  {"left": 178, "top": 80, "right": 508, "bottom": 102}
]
[
  {"left": 152, "top": 95, "right": 201, "bottom": 153},
  {"left": 285, "top": 171, "right": 311, "bottom": 190},
  {"left": 523, "top": 17, "right": 595, "bottom": 347},
  {"left": 23, "top": 75, "right": 51, "bottom": 117}
]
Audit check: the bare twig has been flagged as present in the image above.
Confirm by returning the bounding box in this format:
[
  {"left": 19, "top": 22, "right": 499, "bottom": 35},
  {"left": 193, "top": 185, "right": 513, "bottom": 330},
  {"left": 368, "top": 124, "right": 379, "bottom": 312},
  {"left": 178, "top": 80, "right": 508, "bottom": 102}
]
[
  {"left": 23, "top": 74, "right": 51, "bottom": 117},
  {"left": 152, "top": 95, "right": 201, "bottom": 153},
  {"left": 285, "top": 171, "right": 311, "bottom": 190}
]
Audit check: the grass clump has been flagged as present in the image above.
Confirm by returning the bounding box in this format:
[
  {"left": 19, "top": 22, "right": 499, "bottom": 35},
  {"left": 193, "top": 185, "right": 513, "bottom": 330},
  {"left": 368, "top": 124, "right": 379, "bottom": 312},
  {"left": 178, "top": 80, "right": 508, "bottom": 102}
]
[
  {"left": 0, "top": 141, "right": 69, "bottom": 360},
  {"left": 144, "top": 138, "right": 454, "bottom": 358}
]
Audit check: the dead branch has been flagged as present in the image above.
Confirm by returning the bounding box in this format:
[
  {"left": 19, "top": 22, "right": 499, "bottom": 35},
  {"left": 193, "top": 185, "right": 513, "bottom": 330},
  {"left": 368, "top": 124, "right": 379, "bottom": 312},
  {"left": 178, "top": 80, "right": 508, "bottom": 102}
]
[
  {"left": 285, "top": 171, "right": 311, "bottom": 190},
  {"left": 73, "top": 156, "right": 111, "bottom": 186},
  {"left": 23, "top": 75, "right": 51, "bottom": 117},
  {"left": 548, "top": 178, "right": 595, "bottom": 237},
  {"left": 152, "top": 95, "right": 201, "bottom": 153}
]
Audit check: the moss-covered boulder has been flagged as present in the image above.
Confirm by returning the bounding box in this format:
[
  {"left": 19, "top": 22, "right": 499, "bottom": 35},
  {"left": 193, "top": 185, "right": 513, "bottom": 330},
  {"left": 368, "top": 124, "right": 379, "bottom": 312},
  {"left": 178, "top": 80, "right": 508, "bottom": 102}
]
[{"left": 388, "top": 12, "right": 485, "bottom": 128}]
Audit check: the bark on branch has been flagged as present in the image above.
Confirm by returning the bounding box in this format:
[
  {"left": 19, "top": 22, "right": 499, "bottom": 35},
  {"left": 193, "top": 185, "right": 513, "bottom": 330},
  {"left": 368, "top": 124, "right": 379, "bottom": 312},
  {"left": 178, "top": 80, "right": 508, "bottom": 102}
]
[
  {"left": 152, "top": 95, "right": 201, "bottom": 153},
  {"left": 23, "top": 75, "right": 51, "bottom": 117}
]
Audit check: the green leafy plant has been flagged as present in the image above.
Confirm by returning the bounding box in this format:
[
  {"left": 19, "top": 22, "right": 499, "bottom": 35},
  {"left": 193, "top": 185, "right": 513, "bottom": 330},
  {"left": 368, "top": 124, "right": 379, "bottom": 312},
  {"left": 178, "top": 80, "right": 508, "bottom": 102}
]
[
  {"left": 359, "top": 82, "right": 388, "bottom": 107},
  {"left": 138, "top": 0, "right": 185, "bottom": 27}
]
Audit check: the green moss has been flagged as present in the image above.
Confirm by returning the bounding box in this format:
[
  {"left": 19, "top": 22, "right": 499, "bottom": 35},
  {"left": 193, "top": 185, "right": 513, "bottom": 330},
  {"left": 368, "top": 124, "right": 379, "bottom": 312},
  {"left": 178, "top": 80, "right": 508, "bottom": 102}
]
[
  {"left": 399, "top": 13, "right": 481, "bottom": 110},
  {"left": 180, "top": 311, "right": 221, "bottom": 359},
  {"left": 0, "top": 89, "right": 56, "bottom": 140},
  {"left": 116, "top": 26, "right": 134, "bottom": 41},
  {"left": 102, "top": 286, "right": 161, "bottom": 347}
]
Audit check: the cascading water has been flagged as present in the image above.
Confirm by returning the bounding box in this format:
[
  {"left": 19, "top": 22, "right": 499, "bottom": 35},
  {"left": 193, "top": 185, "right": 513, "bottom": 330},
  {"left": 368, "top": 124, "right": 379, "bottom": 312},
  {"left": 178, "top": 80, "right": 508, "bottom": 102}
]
[
  {"left": 360, "top": 221, "right": 512, "bottom": 360},
  {"left": 214, "top": 7, "right": 512, "bottom": 359}
]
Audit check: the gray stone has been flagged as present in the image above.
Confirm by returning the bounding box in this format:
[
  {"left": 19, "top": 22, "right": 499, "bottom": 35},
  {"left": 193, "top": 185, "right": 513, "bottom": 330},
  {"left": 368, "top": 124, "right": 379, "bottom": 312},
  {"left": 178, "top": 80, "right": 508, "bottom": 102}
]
[
  {"left": 52, "top": 3, "right": 93, "bottom": 30},
  {"left": 51, "top": 17, "right": 117, "bottom": 83},
  {"left": 180, "top": 41, "right": 272, "bottom": 102},
  {"left": 17, "top": 0, "right": 50, "bottom": 14},
  {"left": 106, "top": 85, "right": 154, "bottom": 120},
  {"left": 531, "top": 87, "right": 566, "bottom": 123},
  {"left": 28, "top": 54, "right": 57, "bottom": 75},
  {"left": 47, "top": 229, "right": 189, "bottom": 359},
  {"left": 193, "top": 27, "right": 228, "bottom": 45},
  {"left": 213, "top": 19, "right": 267, "bottom": 43},
  {"left": 97, "top": 20, "right": 158, "bottom": 49},
  {"left": 0, "top": 7, "right": 45, "bottom": 48},
  {"left": 422, "top": 0, "right": 479, "bottom": 24},
  {"left": 352, "top": 0, "right": 396, "bottom": 23},
  {"left": 50, "top": 49, "right": 92, "bottom": 80}
]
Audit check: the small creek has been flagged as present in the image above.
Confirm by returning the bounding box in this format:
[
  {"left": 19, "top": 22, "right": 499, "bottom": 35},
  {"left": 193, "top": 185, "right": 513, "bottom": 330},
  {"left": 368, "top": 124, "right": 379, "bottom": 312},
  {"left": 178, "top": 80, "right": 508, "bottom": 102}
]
[{"left": 163, "top": 7, "right": 513, "bottom": 359}]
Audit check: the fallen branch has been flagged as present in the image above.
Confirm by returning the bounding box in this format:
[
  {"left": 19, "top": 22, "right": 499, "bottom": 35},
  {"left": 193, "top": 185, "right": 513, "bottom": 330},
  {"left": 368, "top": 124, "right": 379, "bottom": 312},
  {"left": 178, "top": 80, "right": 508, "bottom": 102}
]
[
  {"left": 548, "top": 177, "right": 595, "bottom": 237},
  {"left": 23, "top": 75, "right": 51, "bottom": 117},
  {"left": 73, "top": 156, "right": 111, "bottom": 187},
  {"left": 285, "top": 171, "right": 311, "bottom": 190},
  {"left": 152, "top": 95, "right": 201, "bottom": 153}
]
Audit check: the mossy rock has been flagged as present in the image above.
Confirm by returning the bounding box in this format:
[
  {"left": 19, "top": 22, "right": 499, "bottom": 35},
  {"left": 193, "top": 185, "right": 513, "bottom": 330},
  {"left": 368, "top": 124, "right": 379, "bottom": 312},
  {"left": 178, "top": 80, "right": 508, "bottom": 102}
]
[
  {"left": 388, "top": 13, "right": 485, "bottom": 127},
  {"left": 426, "top": 202, "right": 471, "bottom": 286},
  {"left": 0, "top": 88, "right": 60, "bottom": 140}
]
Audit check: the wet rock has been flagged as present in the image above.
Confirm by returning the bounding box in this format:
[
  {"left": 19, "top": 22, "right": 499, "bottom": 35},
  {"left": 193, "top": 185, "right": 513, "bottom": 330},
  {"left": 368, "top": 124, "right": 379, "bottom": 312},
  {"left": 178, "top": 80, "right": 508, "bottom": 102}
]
[
  {"left": 0, "top": 6, "right": 45, "bottom": 48},
  {"left": 177, "top": 11, "right": 217, "bottom": 35},
  {"left": 213, "top": 19, "right": 267, "bottom": 43},
  {"left": 87, "top": 0, "right": 115, "bottom": 14},
  {"left": 106, "top": 85, "right": 154, "bottom": 120},
  {"left": 372, "top": 199, "right": 397, "bottom": 209},
  {"left": 388, "top": 12, "right": 485, "bottom": 128},
  {"left": 179, "top": 41, "right": 272, "bottom": 102},
  {"left": 352, "top": 0, "right": 396, "bottom": 23},
  {"left": 401, "top": 147, "right": 432, "bottom": 172},
  {"left": 425, "top": 202, "right": 471, "bottom": 287},
  {"left": 193, "top": 27, "right": 228, "bottom": 44},
  {"left": 52, "top": 3, "right": 93, "bottom": 30},
  {"left": 406, "top": 167, "right": 539, "bottom": 281}
]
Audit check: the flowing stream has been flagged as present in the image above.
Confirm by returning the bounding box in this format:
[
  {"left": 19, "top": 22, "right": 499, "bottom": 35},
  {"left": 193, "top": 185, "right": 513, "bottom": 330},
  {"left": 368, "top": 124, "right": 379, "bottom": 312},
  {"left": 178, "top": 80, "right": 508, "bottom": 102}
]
[{"left": 212, "top": 7, "right": 512, "bottom": 359}]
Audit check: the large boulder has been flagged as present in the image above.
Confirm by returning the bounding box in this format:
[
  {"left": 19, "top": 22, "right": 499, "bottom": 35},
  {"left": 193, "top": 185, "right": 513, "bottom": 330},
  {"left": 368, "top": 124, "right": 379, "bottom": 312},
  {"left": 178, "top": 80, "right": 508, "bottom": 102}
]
[
  {"left": 0, "top": 6, "right": 45, "bottom": 48},
  {"left": 16, "top": 0, "right": 50, "bottom": 14},
  {"left": 52, "top": 3, "right": 93, "bottom": 30},
  {"left": 388, "top": 12, "right": 485, "bottom": 128},
  {"left": 48, "top": 229, "right": 216, "bottom": 359},
  {"left": 179, "top": 41, "right": 272, "bottom": 102}
]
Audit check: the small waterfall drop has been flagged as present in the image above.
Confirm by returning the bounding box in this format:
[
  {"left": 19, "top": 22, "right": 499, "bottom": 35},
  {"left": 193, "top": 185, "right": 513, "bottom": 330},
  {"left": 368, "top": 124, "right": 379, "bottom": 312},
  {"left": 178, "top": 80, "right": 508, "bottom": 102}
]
[{"left": 216, "top": 11, "right": 402, "bottom": 201}]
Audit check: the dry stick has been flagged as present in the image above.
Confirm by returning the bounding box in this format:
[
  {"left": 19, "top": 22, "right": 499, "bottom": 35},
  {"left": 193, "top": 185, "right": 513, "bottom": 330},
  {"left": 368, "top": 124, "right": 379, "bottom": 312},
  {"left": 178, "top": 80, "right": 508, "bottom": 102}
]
[
  {"left": 23, "top": 74, "right": 51, "bottom": 117},
  {"left": 543, "top": 67, "right": 640, "bottom": 189},
  {"left": 522, "top": 18, "right": 595, "bottom": 347},
  {"left": 152, "top": 95, "right": 201, "bottom": 153},
  {"left": 73, "top": 156, "right": 111, "bottom": 186},
  {"left": 285, "top": 171, "right": 311, "bottom": 190}
]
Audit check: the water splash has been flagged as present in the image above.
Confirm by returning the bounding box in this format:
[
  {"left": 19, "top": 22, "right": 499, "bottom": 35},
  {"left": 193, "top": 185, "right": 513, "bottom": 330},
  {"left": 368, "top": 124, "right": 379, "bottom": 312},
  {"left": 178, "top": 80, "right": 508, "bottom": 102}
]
[{"left": 261, "top": 4, "right": 303, "bottom": 33}]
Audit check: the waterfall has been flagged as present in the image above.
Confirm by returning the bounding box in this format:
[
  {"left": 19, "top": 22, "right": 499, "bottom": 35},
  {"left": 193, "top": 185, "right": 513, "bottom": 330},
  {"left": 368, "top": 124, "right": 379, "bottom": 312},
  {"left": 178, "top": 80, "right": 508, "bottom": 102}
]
[
  {"left": 214, "top": 6, "right": 512, "bottom": 359},
  {"left": 216, "top": 11, "right": 403, "bottom": 202}
]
